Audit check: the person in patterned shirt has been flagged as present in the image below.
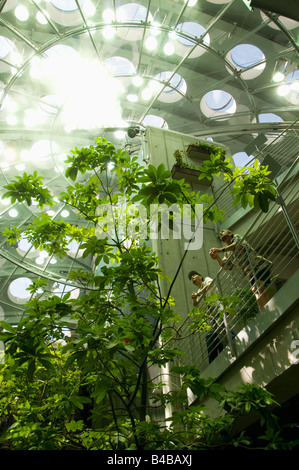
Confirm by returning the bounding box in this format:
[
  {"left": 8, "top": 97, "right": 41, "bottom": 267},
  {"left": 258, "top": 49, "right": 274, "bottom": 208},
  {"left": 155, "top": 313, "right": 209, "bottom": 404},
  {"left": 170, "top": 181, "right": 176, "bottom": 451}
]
[{"left": 209, "top": 229, "right": 272, "bottom": 311}]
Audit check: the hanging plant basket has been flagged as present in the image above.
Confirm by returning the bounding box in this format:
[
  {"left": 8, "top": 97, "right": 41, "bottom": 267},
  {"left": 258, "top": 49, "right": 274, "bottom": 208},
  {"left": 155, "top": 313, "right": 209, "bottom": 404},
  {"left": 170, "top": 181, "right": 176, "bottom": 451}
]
[
  {"left": 186, "top": 143, "right": 226, "bottom": 161},
  {"left": 186, "top": 144, "right": 211, "bottom": 160},
  {"left": 171, "top": 165, "right": 212, "bottom": 186}
]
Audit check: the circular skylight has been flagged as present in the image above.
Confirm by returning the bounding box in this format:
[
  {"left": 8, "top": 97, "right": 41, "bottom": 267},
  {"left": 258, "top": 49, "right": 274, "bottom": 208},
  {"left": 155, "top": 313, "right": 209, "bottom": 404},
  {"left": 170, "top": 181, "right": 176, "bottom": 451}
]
[
  {"left": 104, "top": 57, "right": 136, "bottom": 76},
  {"left": 175, "top": 22, "right": 210, "bottom": 58},
  {"left": 258, "top": 113, "right": 283, "bottom": 123},
  {"left": 226, "top": 44, "right": 265, "bottom": 79},
  {"left": 142, "top": 115, "right": 168, "bottom": 129},
  {"left": 253, "top": 113, "right": 284, "bottom": 141},
  {"left": 154, "top": 72, "right": 187, "bottom": 103},
  {"left": 231, "top": 44, "right": 264, "bottom": 68},
  {"left": 52, "top": 279, "right": 80, "bottom": 299},
  {"left": 0, "top": 36, "right": 13, "bottom": 59},
  {"left": 206, "top": 90, "right": 232, "bottom": 110},
  {"left": 8, "top": 277, "right": 32, "bottom": 304},
  {"left": 44, "top": 44, "right": 78, "bottom": 60},
  {"left": 66, "top": 236, "right": 84, "bottom": 258},
  {"left": 116, "top": 3, "right": 150, "bottom": 22},
  {"left": 0, "top": 36, "right": 14, "bottom": 73},
  {"left": 17, "top": 234, "right": 39, "bottom": 258},
  {"left": 46, "top": 1, "right": 84, "bottom": 26},
  {"left": 200, "top": 89, "right": 236, "bottom": 119},
  {"left": 177, "top": 22, "right": 210, "bottom": 47},
  {"left": 51, "top": 0, "right": 84, "bottom": 12},
  {"left": 8, "top": 209, "right": 18, "bottom": 218},
  {"left": 115, "top": 3, "right": 153, "bottom": 41}
]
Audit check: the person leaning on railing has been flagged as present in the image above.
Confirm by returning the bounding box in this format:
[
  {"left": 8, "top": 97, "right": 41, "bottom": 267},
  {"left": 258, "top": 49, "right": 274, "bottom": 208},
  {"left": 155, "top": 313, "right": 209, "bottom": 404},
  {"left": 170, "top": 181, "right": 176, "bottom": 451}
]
[
  {"left": 209, "top": 229, "right": 272, "bottom": 311},
  {"left": 188, "top": 271, "right": 224, "bottom": 363},
  {"left": 189, "top": 270, "right": 214, "bottom": 306}
]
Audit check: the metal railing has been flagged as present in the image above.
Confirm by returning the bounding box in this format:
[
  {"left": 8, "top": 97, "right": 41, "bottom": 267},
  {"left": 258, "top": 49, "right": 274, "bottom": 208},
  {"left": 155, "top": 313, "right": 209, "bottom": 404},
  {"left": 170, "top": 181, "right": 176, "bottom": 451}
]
[
  {"left": 215, "top": 119, "right": 299, "bottom": 219},
  {"left": 175, "top": 155, "right": 299, "bottom": 372}
]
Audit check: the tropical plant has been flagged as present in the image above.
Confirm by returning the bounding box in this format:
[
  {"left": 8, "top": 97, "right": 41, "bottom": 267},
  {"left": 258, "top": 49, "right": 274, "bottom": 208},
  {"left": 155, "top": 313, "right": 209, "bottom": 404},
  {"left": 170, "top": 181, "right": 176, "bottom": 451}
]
[
  {"left": 198, "top": 156, "right": 277, "bottom": 213},
  {"left": 173, "top": 149, "right": 193, "bottom": 168},
  {"left": 188, "top": 141, "right": 227, "bottom": 158},
  {"left": 0, "top": 136, "right": 289, "bottom": 450}
]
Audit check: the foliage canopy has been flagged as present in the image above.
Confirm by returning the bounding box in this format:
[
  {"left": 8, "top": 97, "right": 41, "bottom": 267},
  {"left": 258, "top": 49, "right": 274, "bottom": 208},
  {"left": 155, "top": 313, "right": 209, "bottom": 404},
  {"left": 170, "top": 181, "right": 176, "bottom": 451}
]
[{"left": 0, "top": 137, "right": 292, "bottom": 450}]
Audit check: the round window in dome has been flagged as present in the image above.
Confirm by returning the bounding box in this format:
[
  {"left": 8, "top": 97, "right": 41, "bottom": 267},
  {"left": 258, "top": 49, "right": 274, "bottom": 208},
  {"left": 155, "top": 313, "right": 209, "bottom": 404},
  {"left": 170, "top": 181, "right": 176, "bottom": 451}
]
[
  {"left": 252, "top": 113, "right": 284, "bottom": 142},
  {"left": 115, "top": 3, "right": 153, "bottom": 41},
  {"left": 0, "top": 36, "right": 13, "bottom": 59},
  {"left": 50, "top": 0, "right": 84, "bottom": 12},
  {"left": 44, "top": 44, "right": 78, "bottom": 61},
  {"left": 52, "top": 279, "right": 80, "bottom": 299},
  {"left": 200, "top": 89, "right": 236, "bottom": 119},
  {"left": 47, "top": 0, "right": 85, "bottom": 26},
  {"left": 17, "top": 234, "right": 39, "bottom": 258},
  {"left": 8, "top": 277, "right": 32, "bottom": 304},
  {"left": 175, "top": 22, "right": 210, "bottom": 58},
  {"left": 142, "top": 115, "right": 168, "bottom": 129},
  {"left": 104, "top": 57, "right": 136, "bottom": 76},
  {"left": 258, "top": 113, "right": 283, "bottom": 124},
  {"left": 226, "top": 44, "right": 265, "bottom": 79},
  {"left": 154, "top": 71, "right": 187, "bottom": 103},
  {"left": 177, "top": 22, "right": 210, "bottom": 47},
  {"left": 65, "top": 236, "right": 84, "bottom": 258},
  {"left": 116, "top": 3, "right": 151, "bottom": 22},
  {"left": 206, "top": 90, "right": 232, "bottom": 110},
  {"left": 231, "top": 44, "right": 264, "bottom": 68}
]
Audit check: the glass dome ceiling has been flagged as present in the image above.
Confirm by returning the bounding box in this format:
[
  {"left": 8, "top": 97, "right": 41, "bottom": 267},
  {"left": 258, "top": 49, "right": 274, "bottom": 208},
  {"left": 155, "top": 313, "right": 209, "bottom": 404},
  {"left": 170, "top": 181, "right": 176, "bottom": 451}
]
[{"left": 0, "top": 0, "right": 298, "bottom": 324}]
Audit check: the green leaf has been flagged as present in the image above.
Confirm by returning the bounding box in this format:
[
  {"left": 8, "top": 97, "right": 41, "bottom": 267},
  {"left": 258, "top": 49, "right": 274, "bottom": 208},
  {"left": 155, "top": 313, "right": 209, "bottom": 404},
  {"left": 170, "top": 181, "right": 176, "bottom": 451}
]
[
  {"left": 164, "top": 192, "right": 177, "bottom": 203},
  {"left": 0, "top": 332, "right": 14, "bottom": 343},
  {"left": 69, "top": 396, "right": 84, "bottom": 410},
  {"left": 263, "top": 190, "right": 277, "bottom": 201},
  {"left": 258, "top": 193, "right": 269, "bottom": 213},
  {"left": 66, "top": 166, "right": 78, "bottom": 181},
  {"left": 144, "top": 165, "right": 157, "bottom": 181},
  {"left": 106, "top": 341, "right": 118, "bottom": 349},
  {"left": 39, "top": 357, "right": 56, "bottom": 374},
  {"left": 69, "top": 395, "right": 91, "bottom": 410},
  {"left": 27, "top": 359, "right": 36, "bottom": 382},
  {"left": 92, "top": 388, "right": 107, "bottom": 404},
  {"left": 139, "top": 186, "right": 155, "bottom": 196},
  {"left": 65, "top": 420, "right": 85, "bottom": 432},
  {"left": 245, "top": 401, "right": 251, "bottom": 412},
  {"left": 0, "top": 321, "right": 16, "bottom": 333},
  {"left": 147, "top": 190, "right": 160, "bottom": 205},
  {"left": 64, "top": 351, "right": 82, "bottom": 369},
  {"left": 156, "top": 163, "right": 171, "bottom": 180}
]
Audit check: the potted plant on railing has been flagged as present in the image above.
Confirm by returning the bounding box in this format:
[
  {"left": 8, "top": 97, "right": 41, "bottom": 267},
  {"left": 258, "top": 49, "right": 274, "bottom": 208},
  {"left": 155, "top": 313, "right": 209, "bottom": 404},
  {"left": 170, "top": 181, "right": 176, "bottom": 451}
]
[
  {"left": 186, "top": 141, "right": 227, "bottom": 161},
  {"left": 171, "top": 149, "right": 211, "bottom": 185}
]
